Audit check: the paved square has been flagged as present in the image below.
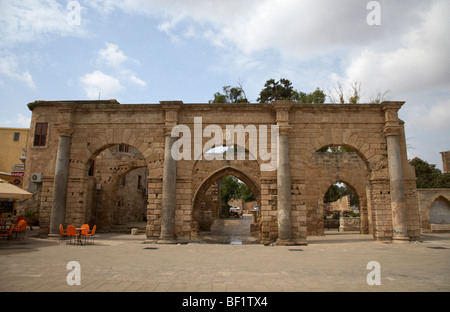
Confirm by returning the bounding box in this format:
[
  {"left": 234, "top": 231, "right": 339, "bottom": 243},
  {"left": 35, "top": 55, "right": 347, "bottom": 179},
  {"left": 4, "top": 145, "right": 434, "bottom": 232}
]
[{"left": 1, "top": 229, "right": 449, "bottom": 293}]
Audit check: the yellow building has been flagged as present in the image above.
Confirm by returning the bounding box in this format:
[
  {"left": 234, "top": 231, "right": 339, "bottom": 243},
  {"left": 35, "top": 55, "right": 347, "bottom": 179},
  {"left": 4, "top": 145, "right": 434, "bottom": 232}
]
[{"left": 0, "top": 128, "right": 30, "bottom": 217}]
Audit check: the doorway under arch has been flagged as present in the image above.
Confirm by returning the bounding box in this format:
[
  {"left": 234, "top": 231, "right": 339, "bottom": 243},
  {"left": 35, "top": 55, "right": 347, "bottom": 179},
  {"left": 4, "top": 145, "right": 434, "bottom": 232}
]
[
  {"left": 192, "top": 167, "right": 261, "bottom": 244},
  {"left": 85, "top": 144, "right": 149, "bottom": 231},
  {"left": 322, "top": 181, "right": 361, "bottom": 233}
]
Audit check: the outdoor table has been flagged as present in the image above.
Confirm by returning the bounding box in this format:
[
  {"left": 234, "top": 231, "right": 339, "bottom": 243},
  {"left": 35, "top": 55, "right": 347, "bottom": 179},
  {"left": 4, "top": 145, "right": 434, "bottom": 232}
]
[{"left": 75, "top": 228, "right": 86, "bottom": 245}]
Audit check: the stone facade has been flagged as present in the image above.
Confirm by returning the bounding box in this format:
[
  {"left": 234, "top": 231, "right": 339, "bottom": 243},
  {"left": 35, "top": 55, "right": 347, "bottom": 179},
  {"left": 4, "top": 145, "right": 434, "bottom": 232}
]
[
  {"left": 441, "top": 151, "right": 450, "bottom": 174},
  {"left": 417, "top": 188, "right": 450, "bottom": 232},
  {"left": 23, "top": 99, "right": 421, "bottom": 244}
]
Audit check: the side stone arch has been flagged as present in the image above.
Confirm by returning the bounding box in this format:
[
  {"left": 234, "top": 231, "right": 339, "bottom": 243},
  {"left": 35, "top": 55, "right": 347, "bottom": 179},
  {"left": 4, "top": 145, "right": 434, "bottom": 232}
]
[{"left": 417, "top": 189, "right": 450, "bottom": 232}]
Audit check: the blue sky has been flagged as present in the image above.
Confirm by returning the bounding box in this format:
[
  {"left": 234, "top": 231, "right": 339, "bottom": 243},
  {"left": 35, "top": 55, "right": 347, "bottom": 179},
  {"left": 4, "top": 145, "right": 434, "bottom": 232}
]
[{"left": 0, "top": 0, "right": 449, "bottom": 169}]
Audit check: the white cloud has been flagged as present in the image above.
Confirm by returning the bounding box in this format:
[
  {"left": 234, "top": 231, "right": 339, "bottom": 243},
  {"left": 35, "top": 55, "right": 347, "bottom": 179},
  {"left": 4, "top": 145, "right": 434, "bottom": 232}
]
[
  {"left": 96, "top": 42, "right": 128, "bottom": 68},
  {"left": 342, "top": 0, "right": 450, "bottom": 97},
  {"left": 80, "top": 70, "right": 123, "bottom": 99},
  {"left": 128, "top": 74, "right": 146, "bottom": 87},
  {"left": 0, "top": 0, "right": 88, "bottom": 47},
  {"left": 0, "top": 54, "right": 35, "bottom": 89},
  {"left": 92, "top": 42, "right": 147, "bottom": 88},
  {"left": 0, "top": 113, "right": 32, "bottom": 128},
  {"left": 407, "top": 98, "right": 450, "bottom": 131}
]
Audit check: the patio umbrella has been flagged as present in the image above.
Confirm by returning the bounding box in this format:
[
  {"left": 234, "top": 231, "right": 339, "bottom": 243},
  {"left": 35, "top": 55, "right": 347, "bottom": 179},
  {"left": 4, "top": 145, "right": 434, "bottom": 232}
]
[{"left": 0, "top": 178, "right": 32, "bottom": 200}]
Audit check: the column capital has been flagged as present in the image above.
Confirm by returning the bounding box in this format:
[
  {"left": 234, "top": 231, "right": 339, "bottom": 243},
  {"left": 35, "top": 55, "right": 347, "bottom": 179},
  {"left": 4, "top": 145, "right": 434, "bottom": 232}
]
[
  {"left": 57, "top": 127, "right": 73, "bottom": 137},
  {"left": 272, "top": 100, "right": 293, "bottom": 135},
  {"left": 382, "top": 101, "right": 405, "bottom": 129},
  {"left": 383, "top": 125, "right": 402, "bottom": 137},
  {"left": 161, "top": 101, "right": 183, "bottom": 113}
]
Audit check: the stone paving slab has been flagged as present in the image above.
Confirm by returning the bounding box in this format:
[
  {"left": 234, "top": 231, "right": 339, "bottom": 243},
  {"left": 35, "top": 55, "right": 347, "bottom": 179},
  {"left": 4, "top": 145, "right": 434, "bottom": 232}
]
[{"left": 1, "top": 229, "right": 449, "bottom": 295}]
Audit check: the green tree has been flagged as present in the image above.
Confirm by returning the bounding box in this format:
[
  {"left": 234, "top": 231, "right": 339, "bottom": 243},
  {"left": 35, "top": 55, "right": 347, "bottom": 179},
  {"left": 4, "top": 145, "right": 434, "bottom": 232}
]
[
  {"left": 220, "top": 175, "right": 256, "bottom": 214},
  {"left": 316, "top": 145, "right": 355, "bottom": 153},
  {"left": 409, "top": 157, "right": 450, "bottom": 188},
  {"left": 220, "top": 175, "right": 241, "bottom": 212},
  {"left": 324, "top": 183, "right": 360, "bottom": 207},
  {"left": 257, "top": 78, "right": 294, "bottom": 103},
  {"left": 292, "top": 88, "right": 326, "bottom": 104},
  {"left": 210, "top": 85, "right": 248, "bottom": 104},
  {"left": 237, "top": 182, "right": 255, "bottom": 202}
]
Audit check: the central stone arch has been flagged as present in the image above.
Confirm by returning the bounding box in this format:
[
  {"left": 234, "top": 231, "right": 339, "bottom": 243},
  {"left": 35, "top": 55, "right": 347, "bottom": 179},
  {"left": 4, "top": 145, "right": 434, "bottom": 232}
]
[{"left": 191, "top": 165, "right": 261, "bottom": 239}]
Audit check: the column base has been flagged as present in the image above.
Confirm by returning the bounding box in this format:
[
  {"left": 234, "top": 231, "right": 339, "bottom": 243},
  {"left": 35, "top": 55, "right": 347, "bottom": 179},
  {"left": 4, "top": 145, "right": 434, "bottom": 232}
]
[
  {"left": 276, "top": 238, "right": 295, "bottom": 246},
  {"left": 48, "top": 234, "right": 61, "bottom": 240},
  {"left": 157, "top": 237, "right": 177, "bottom": 244},
  {"left": 392, "top": 236, "right": 410, "bottom": 244}
]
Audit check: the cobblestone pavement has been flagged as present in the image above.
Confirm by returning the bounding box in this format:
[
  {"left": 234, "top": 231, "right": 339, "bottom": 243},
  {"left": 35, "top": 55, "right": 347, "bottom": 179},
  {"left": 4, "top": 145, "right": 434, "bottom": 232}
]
[{"left": 0, "top": 226, "right": 449, "bottom": 293}]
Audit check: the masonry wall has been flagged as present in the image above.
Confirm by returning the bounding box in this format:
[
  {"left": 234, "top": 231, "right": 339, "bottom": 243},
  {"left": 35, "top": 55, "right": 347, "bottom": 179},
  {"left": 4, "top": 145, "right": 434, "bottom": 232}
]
[
  {"left": 417, "top": 189, "right": 450, "bottom": 232},
  {"left": 23, "top": 100, "right": 421, "bottom": 243}
]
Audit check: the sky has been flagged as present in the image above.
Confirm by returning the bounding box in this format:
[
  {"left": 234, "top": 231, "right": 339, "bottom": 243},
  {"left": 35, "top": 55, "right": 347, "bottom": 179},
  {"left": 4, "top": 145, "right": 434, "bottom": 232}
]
[{"left": 0, "top": 0, "right": 449, "bottom": 170}]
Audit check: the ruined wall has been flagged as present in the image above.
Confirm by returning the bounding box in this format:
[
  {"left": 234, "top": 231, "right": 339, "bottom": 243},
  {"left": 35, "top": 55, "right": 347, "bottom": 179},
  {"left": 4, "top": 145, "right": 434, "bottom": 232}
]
[
  {"left": 441, "top": 151, "right": 450, "bottom": 174},
  {"left": 23, "top": 100, "right": 420, "bottom": 243},
  {"left": 417, "top": 189, "right": 450, "bottom": 232},
  {"left": 304, "top": 151, "right": 370, "bottom": 236}
]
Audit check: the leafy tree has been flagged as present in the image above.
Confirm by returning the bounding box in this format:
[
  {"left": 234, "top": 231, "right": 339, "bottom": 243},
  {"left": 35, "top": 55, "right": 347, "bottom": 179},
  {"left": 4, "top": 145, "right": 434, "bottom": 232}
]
[
  {"left": 409, "top": 157, "right": 450, "bottom": 188},
  {"left": 237, "top": 182, "right": 255, "bottom": 202},
  {"left": 292, "top": 88, "right": 326, "bottom": 104},
  {"left": 316, "top": 145, "right": 355, "bottom": 153},
  {"left": 210, "top": 85, "right": 248, "bottom": 104},
  {"left": 220, "top": 175, "right": 255, "bottom": 214},
  {"left": 220, "top": 175, "right": 241, "bottom": 211},
  {"left": 328, "top": 81, "right": 362, "bottom": 104},
  {"left": 257, "top": 78, "right": 294, "bottom": 103},
  {"left": 257, "top": 78, "right": 325, "bottom": 104},
  {"left": 324, "top": 183, "right": 360, "bottom": 207}
]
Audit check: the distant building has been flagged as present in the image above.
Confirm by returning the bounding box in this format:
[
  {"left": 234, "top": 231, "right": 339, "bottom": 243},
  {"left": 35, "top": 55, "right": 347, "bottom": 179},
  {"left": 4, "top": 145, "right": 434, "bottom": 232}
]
[
  {"left": 441, "top": 151, "right": 450, "bottom": 174},
  {"left": 0, "top": 127, "right": 30, "bottom": 217}
]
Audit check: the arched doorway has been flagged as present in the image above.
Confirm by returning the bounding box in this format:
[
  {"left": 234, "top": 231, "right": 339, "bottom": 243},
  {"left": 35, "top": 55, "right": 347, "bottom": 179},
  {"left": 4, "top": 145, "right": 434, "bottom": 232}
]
[
  {"left": 430, "top": 196, "right": 450, "bottom": 225},
  {"left": 192, "top": 167, "right": 261, "bottom": 244},
  {"left": 322, "top": 181, "right": 361, "bottom": 233},
  {"left": 86, "top": 144, "right": 148, "bottom": 231},
  {"left": 306, "top": 144, "right": 370, "bottom": 237}
]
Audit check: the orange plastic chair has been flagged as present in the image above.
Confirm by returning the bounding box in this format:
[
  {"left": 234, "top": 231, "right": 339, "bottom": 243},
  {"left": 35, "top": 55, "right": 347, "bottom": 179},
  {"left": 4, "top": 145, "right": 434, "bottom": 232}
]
[
  {"left": 0, "top": 225, "right": 14, "bottom": 240},
  {"left": 59, "top": 224, "right": 67, "bottom": 244},
  {"left": 84, "top": 225, "right": 96, "bottom": 244},
  {"left": 13, "top": 220, "right": 27, "bottom": 239},
  {"left": 66, "top": 225, "right": 78, "bottom": 245},
  {"left": 80, "top": 224, "right": 89, "bottom": 235},
  {"left": 80, "top": 224, "right": 90, "bottom": 244}
]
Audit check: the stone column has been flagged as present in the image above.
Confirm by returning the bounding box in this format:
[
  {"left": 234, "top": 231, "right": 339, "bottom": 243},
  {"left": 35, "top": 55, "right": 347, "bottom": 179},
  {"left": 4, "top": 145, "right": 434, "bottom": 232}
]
[
  {"left": 49, "top": 105, "right": 74, "bottom": 237},
  {"left": 158, "top": 101, "right": 183, "bottom": 244},
  {"left": 49, "top": 129, "right": 72, "bottom": 236},
  {"left": 383, "top": 102, "right": 409, "bottom": 242},
  {"left": 272, "top": 101, "right": 293, "bottom": 245}
]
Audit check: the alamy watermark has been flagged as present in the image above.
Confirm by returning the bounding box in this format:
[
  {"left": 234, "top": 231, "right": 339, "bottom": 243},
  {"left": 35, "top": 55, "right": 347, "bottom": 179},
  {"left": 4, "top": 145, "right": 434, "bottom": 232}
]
[
  {"left": 66, "top": 261, "right": 81, "bottom": 285},
  {"left": 67, "top": 1, "right": 81, "bottom": 26},
  {"left": 367, "top": 1, "right": 381, "bottom": 26},
  {"left": 366, "top": 261, "right": 381, "bottom": 285},
  {"left": 171, "top": 117, "right": 279, "bottom": 172}
]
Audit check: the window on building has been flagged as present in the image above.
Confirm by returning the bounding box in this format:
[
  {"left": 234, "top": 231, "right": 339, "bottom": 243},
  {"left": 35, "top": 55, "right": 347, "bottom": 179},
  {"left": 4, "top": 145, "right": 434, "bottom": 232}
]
[
  {"left": 13, "top": 132, "right": 20, "bottom": 142},
  {"left": 33, "top": 122, "right": 48, "bottom": 147}
]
